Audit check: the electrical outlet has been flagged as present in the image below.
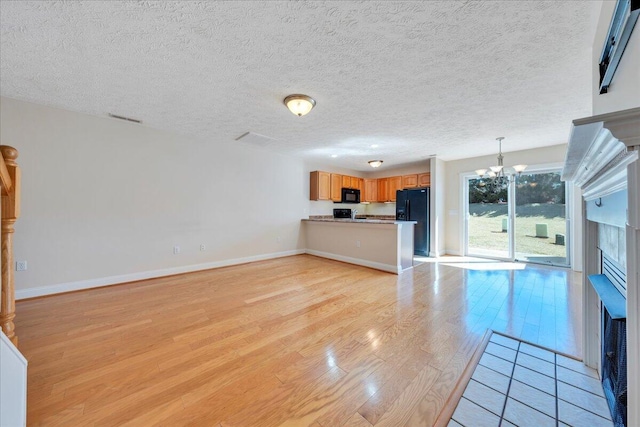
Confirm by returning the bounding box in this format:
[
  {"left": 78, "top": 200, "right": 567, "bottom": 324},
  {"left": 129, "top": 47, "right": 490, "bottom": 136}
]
[
  {"left": 173, "top": 246, "right": 181, "bottom": 254},
  {"left": 200, "top": 244, "right": 206, "bottom": 251},
  {"left": 356, "top": 240, "right": 361, "bottom": 248},
  {"left": 16, "top": 261, "right": 27, "bottom": 271}
]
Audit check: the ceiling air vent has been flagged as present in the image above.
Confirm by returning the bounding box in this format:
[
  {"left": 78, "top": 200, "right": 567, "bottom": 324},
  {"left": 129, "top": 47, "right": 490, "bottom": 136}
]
[
  {"left": 235, "top": 132, "right": 276, "bottom": 147},
  {"left": 108, "top": 113, "right": 142, "bottom": 124}
]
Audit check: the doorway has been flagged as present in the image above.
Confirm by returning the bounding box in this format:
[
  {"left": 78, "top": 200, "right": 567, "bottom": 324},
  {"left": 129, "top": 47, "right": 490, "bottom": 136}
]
[{"left": 465, "top": 169, "right": 570, "bottom": 267}]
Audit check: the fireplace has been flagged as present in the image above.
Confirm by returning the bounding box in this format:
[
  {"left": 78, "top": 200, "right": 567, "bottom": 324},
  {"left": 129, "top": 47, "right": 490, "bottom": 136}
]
[
  {"left": 592, "top": 253, "right": 628, "bottom": 426},
  {"left": 562, "top": 107, "right": 640, "bottom": 427},
  {"left": 602, "top": 306, "right": 627, "bottom": 426}
]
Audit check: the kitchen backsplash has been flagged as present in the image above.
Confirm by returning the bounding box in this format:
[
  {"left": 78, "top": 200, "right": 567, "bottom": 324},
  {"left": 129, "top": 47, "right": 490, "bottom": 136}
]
[{"left": 308, "top": 200, "right": 396, "bottom": 217}]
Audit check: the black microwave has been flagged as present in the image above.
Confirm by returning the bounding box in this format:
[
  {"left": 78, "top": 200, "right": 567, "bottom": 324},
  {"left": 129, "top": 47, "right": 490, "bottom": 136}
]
[{"left": 340, "top": 188, "right": 360, "bottom": 204}]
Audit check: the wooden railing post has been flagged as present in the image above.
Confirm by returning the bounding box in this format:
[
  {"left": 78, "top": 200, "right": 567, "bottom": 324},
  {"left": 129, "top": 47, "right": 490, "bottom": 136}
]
[{"left": 0, "top": 145, "right": 20, "bottom": 346}]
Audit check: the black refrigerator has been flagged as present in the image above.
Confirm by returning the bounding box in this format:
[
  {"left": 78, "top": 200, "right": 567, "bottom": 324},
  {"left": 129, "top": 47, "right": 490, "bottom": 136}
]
[{"left": 396, "top": 188, "right": 430, "bottom": 256}]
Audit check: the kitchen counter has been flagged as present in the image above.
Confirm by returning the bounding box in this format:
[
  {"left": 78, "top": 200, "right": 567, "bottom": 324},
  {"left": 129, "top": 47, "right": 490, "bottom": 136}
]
[
  {"left": 302, "top": 218, "right": 415, "bottom": 274},
  {"left": 302, "top": 218, "right": 416, "bottom": 225}
]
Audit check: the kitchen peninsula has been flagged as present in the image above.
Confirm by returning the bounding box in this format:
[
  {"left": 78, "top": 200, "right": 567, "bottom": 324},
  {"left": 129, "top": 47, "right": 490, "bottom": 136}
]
[{"left": 302, "top": 217, "right": 416, "bottom": 274}]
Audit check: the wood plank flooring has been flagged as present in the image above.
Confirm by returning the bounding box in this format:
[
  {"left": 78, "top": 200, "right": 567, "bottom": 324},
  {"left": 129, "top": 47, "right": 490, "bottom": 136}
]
[{"left": 15, "top": 254, "right": 582, "bottom": 426}]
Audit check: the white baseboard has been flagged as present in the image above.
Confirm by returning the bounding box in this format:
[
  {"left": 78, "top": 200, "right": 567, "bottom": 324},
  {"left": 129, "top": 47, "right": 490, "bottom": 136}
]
[
  {"left": 444, "top": 249, "right": 462, "bottom": 256},
  {"left": 15, "top": 250, "right": 305, "bottom": 300},
  {"left": 305, "top": 249, "right": 404, "bottom": 274}
]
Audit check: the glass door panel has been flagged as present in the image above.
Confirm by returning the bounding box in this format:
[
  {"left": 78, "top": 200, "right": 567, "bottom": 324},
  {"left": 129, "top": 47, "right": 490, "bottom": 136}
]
[
  {"left": 467, "top": 177, "right": 510, "bottom": 259},
  {"left": 514, "top": 171, "right": 568, "bottom": 266}
]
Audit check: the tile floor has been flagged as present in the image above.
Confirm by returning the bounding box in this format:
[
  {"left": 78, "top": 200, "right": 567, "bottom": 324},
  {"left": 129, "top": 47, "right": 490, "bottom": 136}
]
[{"left": 449, "top": 332, "right": 613, "bottom": 427}]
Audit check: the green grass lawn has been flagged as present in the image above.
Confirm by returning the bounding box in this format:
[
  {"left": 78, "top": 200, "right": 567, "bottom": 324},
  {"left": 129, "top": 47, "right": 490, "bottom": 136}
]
[{"left": 468, "top": 203, "right": 567, "bottom": 261}]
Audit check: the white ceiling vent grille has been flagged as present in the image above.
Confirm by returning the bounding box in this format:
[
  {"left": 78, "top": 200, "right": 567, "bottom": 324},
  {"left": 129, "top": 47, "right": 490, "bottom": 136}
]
[
  {"left": 235, "top": 132, "right": 277, "bottom": 147},
  {"left": 108, "top": 113, "right": 142, "bottom": 124}
]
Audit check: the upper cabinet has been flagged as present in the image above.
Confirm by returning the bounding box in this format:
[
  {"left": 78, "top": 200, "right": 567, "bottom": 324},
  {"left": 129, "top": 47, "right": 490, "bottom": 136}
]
[
  {"left": 341, "top": 176, "right": 362, "bottom": 190},
  {"left": 310, "top": 171, "right": 331, "bottom": 200},
  {"left": 388, "top": 176, "right": 402, "bottom": 202},
  {"left": 418, "top": 173, "right": 431, "bottom": 187},
  {"left": 375, "top": 176, "right": 402, "bottom": 202},
  {"left": 310, "top": 170, "right": 430, "bottom": 202},
  {"left": 330, "top": 174, "right": 342, "bottom": 202},
  {"left": 363, "top": 179, "right": 378, "bottom": 202},
  {"left": 402, "top": 174, "right": 418, "bottom": 188},
  {"left": 353, "top": 177, "right": 363, "bottom": 191},
  {"left": 376, "top": 178, "right": 388, "bottom": 202}
]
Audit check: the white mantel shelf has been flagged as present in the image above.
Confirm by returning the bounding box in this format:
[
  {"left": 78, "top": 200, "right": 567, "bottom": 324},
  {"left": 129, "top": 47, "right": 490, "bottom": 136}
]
[
  {"left": 562, "top": 106, "right": 640, "bottom": 427},
  {"left": 562, "top": 107, "right": 640, "bottom": 201}
]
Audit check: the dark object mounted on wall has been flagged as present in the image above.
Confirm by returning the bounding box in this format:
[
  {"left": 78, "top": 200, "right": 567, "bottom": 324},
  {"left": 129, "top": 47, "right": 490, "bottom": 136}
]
[{"left": 599, "top": 0, "right": 640, "bottom": 94}]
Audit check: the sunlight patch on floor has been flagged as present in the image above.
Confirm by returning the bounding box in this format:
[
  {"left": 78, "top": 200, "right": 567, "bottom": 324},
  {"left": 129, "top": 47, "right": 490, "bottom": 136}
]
[{"left": 414, "top": 256, "right": 527, "bottom": 270}]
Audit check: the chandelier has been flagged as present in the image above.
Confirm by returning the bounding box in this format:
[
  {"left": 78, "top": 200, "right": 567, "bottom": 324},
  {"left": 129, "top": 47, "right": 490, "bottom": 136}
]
[{"left": 475, "top": 137, "right": 527, "bottom": 191}]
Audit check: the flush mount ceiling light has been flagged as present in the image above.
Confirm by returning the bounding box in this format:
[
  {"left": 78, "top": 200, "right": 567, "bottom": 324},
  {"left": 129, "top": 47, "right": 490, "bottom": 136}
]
[
  {"left": 368, "top": 160, "right": 383, "bottom": 168},
  {"left": 475, "top": 137, "right": 527, "bottom": 192},
  {"left": 283, "top": 94, "right": 316, "bottom": 117}
]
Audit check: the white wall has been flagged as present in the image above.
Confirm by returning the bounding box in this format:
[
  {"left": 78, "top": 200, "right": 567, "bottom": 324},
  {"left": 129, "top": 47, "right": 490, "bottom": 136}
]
[
  {"left": 0, "top": 97, "right": 309, "bottom": 297},
  {"left": 443, "top": 144, "right": 583, "bottom": 270},
  {"left": 592, "top": 1, "right": 640, "bottom": 115},
  {"left": 363, "top": 161, "right": 430, "bottom": 179},
  {"left": 430, "top": 157, "right": 446, "bottom": 256}
]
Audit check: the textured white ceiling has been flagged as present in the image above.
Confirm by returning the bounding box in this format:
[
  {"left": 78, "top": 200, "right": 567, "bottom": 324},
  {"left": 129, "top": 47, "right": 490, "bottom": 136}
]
[{"left": 0, "top": 1, "right": 601, "bottom": 171}]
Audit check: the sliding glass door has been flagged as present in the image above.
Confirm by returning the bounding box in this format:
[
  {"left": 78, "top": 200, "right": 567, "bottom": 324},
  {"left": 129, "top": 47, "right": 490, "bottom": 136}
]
[
  {"left": 466, "top": 177, "right": 510, "bottom": 259},
  {"left": 514, "top": 172, "right": 568, "bottom": 266},
  {"left": 465, "top": 169, "right": 569, "bottom": 267}
]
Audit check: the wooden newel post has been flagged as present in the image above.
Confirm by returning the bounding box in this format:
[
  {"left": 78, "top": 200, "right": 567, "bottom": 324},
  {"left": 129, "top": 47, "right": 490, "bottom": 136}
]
[{"left": 0, "top": 145, "right": 20, "bottom": 346}]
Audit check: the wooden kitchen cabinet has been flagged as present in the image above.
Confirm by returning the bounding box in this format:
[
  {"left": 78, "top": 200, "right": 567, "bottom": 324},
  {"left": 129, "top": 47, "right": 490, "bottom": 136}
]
[
  {"left": 309, "top": 171, "right": 331, "bottom": 200},
  {"left": 330, "top": 174, "right": 342, "bottom": 201},
  {"left": 418, "top": 173, "right": 431, "bottom": 187},
  {"left": 351, "top": 176, "right": 362, "bottom": 191},
  {"left": 377, "top": 178, "right": 388, "bottom": 202},
  {"left": 311, "top": 170, "right": 429, "bottom": 202},
  {"left": 338, "top": 176, "right": 362, "bottom": 190},
  {"left": 363, "top": 179, "right": 377, "bottom": 202},
  {"left": 388, "top": 176, "right": 402, "bottom": 201},
  {"left": 402, "top": 174, "right": 418, "bottom": 188}
]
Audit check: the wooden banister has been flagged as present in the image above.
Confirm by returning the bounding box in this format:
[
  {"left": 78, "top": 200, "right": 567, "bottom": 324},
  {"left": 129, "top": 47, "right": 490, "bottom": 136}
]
[
  {"left": 0, "top": 150, "right": 12, "bottom": 195},
  {"left": 0, "top": 145, "right": 20, "bottom": 346}
]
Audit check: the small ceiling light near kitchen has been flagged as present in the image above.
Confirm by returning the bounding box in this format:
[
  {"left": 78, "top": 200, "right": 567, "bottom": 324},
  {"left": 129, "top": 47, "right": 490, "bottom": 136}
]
[
  {"left": 370, "top": 144, "right": 379, "bottom": 148},
  {"left": 283, "top": 94, "right": 316, "bottom": 117},
  {"left": 368, "top": 160, "right": 383, "bottom": 168},
  {"left": 331, "top": 154, "right": 338, "bottom": 158}
]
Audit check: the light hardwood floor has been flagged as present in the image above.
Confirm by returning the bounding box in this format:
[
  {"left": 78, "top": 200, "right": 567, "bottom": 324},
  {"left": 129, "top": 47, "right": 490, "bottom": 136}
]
[{"left": 15, "top": 255, "right": 582, "bottom": 426}]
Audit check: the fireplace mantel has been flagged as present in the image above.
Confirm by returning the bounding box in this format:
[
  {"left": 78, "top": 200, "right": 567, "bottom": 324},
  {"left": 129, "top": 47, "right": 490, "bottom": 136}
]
[
  {"left": 563, "top": 106, "right": 640, "bottom": 427},
  {"left": 562, "top": 107, "right": 640, "bottom": 200}
]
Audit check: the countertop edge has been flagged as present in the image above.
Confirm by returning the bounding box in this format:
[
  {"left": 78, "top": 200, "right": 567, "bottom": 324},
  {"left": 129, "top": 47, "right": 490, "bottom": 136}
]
[{"left": 302, "top": 218, "right": 417, "bottom": 225}]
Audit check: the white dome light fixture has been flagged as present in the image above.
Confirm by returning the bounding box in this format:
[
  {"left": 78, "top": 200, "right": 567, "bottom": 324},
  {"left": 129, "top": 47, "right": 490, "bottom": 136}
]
[
  {"left": 284, "top": 94, "right": 316, "bottom": 117},
  {"left": 368, "top": 160, "right": 383, "bottom": 168}
]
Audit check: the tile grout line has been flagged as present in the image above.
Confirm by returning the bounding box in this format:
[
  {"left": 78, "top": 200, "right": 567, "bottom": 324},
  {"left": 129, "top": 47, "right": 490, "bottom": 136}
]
[
  {"left": 451, "top": 333, "right": 609, "bottom": 427},
  {"left": 498, "top": 338, "right": 520, "bottom": 423},
  {"left": 556, "top": 396, "right": 614, "bottom": 423},
  {"left": 555, "top": 352, "right": 559, "bottom": 427}
]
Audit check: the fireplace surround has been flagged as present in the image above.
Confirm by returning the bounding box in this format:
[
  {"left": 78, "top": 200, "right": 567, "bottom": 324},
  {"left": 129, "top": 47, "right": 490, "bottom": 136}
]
[
  {"left": 590, "top": 253, "right": 627, "bottom": 426},
  {"left": 562, "top": 107, "right": 640, "bottom": 427}
]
